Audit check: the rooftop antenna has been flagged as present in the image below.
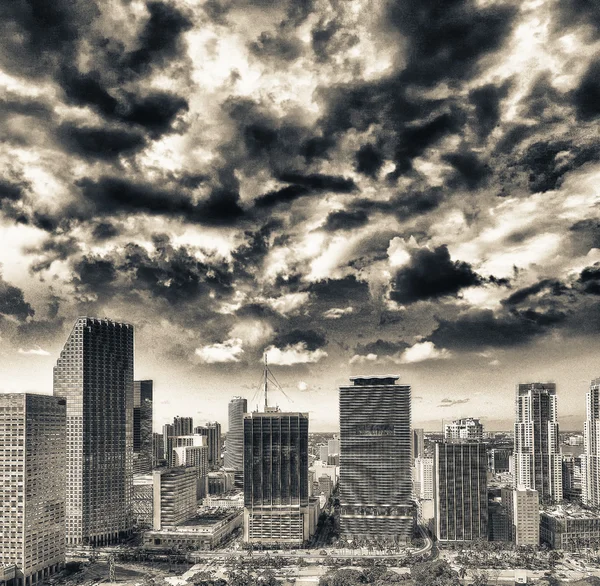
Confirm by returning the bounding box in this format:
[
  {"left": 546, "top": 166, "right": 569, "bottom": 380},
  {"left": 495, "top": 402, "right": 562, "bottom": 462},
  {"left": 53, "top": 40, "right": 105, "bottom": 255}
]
[{"left": 264, "top": 352, "right": 269, "bottom": 411}]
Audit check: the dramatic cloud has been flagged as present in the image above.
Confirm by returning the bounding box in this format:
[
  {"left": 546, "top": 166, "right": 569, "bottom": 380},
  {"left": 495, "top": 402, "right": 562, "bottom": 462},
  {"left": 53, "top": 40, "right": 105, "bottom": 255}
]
[{"left": 195, "top": 338, "right": 244, "bottom": 364}]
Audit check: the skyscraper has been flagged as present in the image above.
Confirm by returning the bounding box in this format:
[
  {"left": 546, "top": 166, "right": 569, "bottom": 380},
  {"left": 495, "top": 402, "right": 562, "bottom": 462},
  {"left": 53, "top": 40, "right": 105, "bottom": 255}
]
[
  {"left": 243, "top": 410, "right": 310, "bottom": 545},
  {"left": 502, "top": 487, "right": 539, "bottom": 546},
  {"left": 133, "top": 380, "right": 153, "bottom": 474},
  {"left": 0, "top": 394, "right": 67, "bottom": 586},
  {"left": 195, "top": 422, "right": 222, "bottom": 470},
  {"left": 583, "top": 378, "right": 600, "bottom": 507},
  {"left": 514, "top": 383, "right": 562, "bottom": 503},
  {"left": 54, "top": 316, "right": 134, "bottom": 546},
  {"left": 225, "top": 396, "right": 247, "bottom": 486},
  {"left": 163, "top": 423, "right": 174, "bottom": 463},
  {"left": 412, "top": 428, "right": 425, "bottom": 459},
  {"left": 173, "top": 416, "right": 193, "bottom": 437},
  {"left": 339, "top": 375, "right": 414, "bottom": 543},
  {"left": 434, "top": 442, "right": 488, "bottom": 542},
  {"left": 444, "top": 417, "right": 484, "bottom": 441},
  {"left": 413, "top": 457, "right": 434, "bottom": 500}
]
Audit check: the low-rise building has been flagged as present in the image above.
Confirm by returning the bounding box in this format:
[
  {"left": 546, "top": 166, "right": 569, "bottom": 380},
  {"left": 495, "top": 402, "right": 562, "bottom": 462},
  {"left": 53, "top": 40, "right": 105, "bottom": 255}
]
[
  {"left": 143, "top": 509, "right": 243, "bottom": 550},
  {"left": 133, "top": 474, "right": 154, "bottom": 528},
  {"left": 541, "top": 506, "right": 600, "bottom": 550},
  {"left": 202, "top": 491, "right": 243, "bottom": 509}
]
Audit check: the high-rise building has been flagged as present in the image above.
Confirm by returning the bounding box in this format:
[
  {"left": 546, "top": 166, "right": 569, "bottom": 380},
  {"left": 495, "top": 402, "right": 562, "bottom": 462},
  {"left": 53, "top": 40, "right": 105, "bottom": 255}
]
[
  {"left": 339, "top": 376, "right": 414, "bottom": 543},
  {"left": 225, "top": 397, "right": 247, "bottom": 487},
  {"left": 173, "top": 416, "right": 193, "bottom": 437},
  {"left": 152, "top": 468, "right": 197, "bottom": 530},
  {"left": 162, "top": 423, "right": 174, "bottom": 463},
  {"left": 319, "top": 445, "right": 329, "bottom": 462},
  {"left": 243, "top": 410, "right": 310, "bottom": 545},
  {"left": 412, "top": 428, "right": 425, "bottom": 459},
  {"left": 562, "top": 454, "right": 582, "bottom": 501},
  {"left": 413, "top": 457, "right": 434, "bottom": 500},
  {"left": 583, "top": 378, "right": 600, "bottom": 507},
  {"left": 0, "top": 394, "right": 67, "bottom": 586},
  {"left": 434, "top": 442, "right": 488, "bottom": 542},
  {"left": 172, "top": 435, "right": 209, "bottom": 500},
  {"left": 328, "top": 439, "right": 340, "bottom": 455},
  {"left": 488, "top": 448, "right": 511, "bottom": 474},
  {"left": 152, "top": 432, "right": 164, "bottom": 468},
  {"left": 444, "top": 418, "right": 484, "bottom": 442},
  {"left": 195, "top": 422, "right": 222, "bottom": 470},
  {"left": 502, "top": 487, "right": 539, "bottom": 546},
  {"left": 133, "top": 380, "right": 153, "bottom": 474},
  {"left": 54, "top": 317, "right": 134, "bottom": 546},
  {"left": 514, "top": 383, "right": 562, "bottom": 503}
]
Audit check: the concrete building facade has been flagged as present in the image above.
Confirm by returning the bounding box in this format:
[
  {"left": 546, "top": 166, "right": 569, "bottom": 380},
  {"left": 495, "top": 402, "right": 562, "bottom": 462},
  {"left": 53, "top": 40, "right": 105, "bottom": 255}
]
[
  {"left": 444, "top": 418, "right": 484, "bottom": 442},
  {"left": 583, "top": 378, "right": 600, "bottom": 507},
  {"left": 0, "top": 394, "right": 67, "bottom": 586},
  {"left": 225, "top": 397, "right": 247, "bottom": 487},
  {"left": 133, "top": 380, "right": 153, "bottom": 475},
  {"left": 152, "top": 468, "right": 197, "bottom": 530}
]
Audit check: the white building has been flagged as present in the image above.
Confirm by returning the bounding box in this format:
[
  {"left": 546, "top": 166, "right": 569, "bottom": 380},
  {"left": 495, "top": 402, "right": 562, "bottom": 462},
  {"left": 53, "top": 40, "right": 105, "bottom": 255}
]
[{"left": 413, "top": 457, "right": 434, "bottom": 500}]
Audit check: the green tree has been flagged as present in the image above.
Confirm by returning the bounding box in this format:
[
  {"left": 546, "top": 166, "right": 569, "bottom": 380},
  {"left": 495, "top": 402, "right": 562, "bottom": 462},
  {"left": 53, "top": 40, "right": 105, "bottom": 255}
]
[{"left": 411, "top": 560, "right": 460, "bottom": 586}]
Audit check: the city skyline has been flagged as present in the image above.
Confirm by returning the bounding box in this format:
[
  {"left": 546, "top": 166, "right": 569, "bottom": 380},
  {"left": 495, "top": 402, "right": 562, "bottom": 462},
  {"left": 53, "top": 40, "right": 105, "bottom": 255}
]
[{"left": 1, "top": 0, "right": 600, "bottom": 432}]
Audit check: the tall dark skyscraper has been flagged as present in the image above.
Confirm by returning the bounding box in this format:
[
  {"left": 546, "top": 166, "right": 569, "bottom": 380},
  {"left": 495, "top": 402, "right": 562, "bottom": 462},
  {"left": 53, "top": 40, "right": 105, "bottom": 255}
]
[
  {"left": 54, "top": 317, "right": 134, "bottom": 546},
  {"left": 173, "top": 416, "right": 193, "bottom": 437},
  {"left": 583, "top": 377, "right": 600, "bottom": 507},
  {"left": 162, "top": 423, "right": 174, "bottom": 464},
  {"left": 412, "top": 428, "right": 425, "bottom": 459},
  {"left": 133, "top": 380, "right": 153, "bottom": 474},
  {"left": 195, "top": 422, "right": 222, "bottom": 470},
  {"left": 243, "top": 410, "right": 310, "bottom": 544},
  {"left": 339, "top": 375, "right": 413, "bottom": 543},
  {"left": 225, "top": 396, "right": 247, "bottom": 486},
  {"left": 514, "top": 383, "right": 562, "bottom": 503},
  {"left": 434, "top": 442, "right": 488, "bottom": 542},
  {"left": 0, "top": 394, "right": 67, "bottom": 586}
]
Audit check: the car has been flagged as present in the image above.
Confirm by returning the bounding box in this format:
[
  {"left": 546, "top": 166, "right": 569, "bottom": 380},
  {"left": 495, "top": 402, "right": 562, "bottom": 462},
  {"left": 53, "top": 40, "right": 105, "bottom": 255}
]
[{"left": 320, "top": 550, "right": 328, "bottom": 555}]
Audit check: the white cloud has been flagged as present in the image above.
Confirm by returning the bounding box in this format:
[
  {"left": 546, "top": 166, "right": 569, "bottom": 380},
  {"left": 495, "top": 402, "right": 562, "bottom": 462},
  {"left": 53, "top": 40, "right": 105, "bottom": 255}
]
[
  {"left": 393, "top": 341, "right": 450, "bottom": 364},
  {"left": 323, "top": 307, "right": 354, "bottom": 319},
  {"left": 349, "top": 353, "right": 378, "bottom": 365},
  {"left": 195, "top": 338, "right": 244, "bottom": 364},
  {"left": 266, "top": 292, "right": 310, "bottom": 315},
  {"left": 229, "top": 320, "right": 274, "bottom": 347},
  {"left": 298, "top": 381, "right": 308, "bottom": 391},
  {"left": 265, "top": 343, "right": 328, "bottom": 366},
  {"left": 17, "top": 346, "right": 50, "bottom": 356}
]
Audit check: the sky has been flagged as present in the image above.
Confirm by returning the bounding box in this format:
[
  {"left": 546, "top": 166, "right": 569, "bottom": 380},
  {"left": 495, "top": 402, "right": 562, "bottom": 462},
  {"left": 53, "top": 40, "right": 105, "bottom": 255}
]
[{"left": 1, "top": 0, "right": 600, "bottom": 432}]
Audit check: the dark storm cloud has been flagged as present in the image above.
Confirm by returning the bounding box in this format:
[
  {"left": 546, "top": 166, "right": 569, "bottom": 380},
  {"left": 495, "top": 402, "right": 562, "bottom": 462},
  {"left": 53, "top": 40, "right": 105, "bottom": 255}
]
[
  {"left": 557, "top": 0, "right": 600, "bottom": 40},
  {"left": 569, "top": 219, "right": 600, "bottom": 255},
  {"left": 322, "top": 210, "right": 369, "bottom": 232},
  {"left": 578, "top": 263, "right": 600, "bottom": 295},
  {"left": 121, "top": 1, "right": 193, "bottom": 74},
  {"left": 307, "top": 276, "right": 370, "bottom": 304},
  {"left": 385, "top": 0, "right": 517, "bottom": 87},
  {"left": 72, "top": 237, "right": 234, "bottom": 306},
  {"left": 254, "top": 174, "right": 357, "bottom": 208},
  {"left": 311, "top": 20, "right": 340, "bottom": 62},
  {"left": 26, "top": 238, "right": 81, "bottom": 273},
  {"left": 77, "top": 177, "right": 244, "bottom": 225},
  {"left": 390, "top": 246, "right": 483, "bottom": 304},
  {"left": 469, "top": 81, "right": 511, "bottom": 140},
  {"left": 355, "top": 144, "right": 384, "bottom": 178},
  {"left": 248, "top": 32, "right": 304, "bottom": 62},
  {"left": 572, "top": 59, "right": 600, "bottom": 121},
  {"left": 502, "top": 279, "right": 567, "bottom": 307},
  {"left": 57, "top": 123, "right": 147, "bottom": 160},
  {"left": 443, "top": 151, "right": 491, "bottom": 190},
  {"left": 272, "top": 329, "right": 327, "bottom": 351},
  {"left": 0, "top": 179, "right": 27, "bottom": 203},
  {"left": 92, "top": 222, "right": 121, "bottom": 241},
  {"left": 0, "top": 272, "right": 35, "bottom": 321},
  {"left": 354, "top": 339, "right": 409, "bottom": 356}
]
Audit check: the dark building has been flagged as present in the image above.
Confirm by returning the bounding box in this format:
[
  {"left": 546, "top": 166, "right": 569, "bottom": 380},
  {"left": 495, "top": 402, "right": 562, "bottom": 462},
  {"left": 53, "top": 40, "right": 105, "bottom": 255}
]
[
  {"left": 195, "top": 422, "right": 222, "bottom": 470},
  {"left": 488, "top": 502, "right": 511, "bottom": 542},
  {"left": 173, "top": 416, "right": 193, "bottom": 437},
  {"left": 152, "top": 432, "right": 165, "bottom": 468},
  {"left": 562, "top": 455, "right": 582, "bottom": 501},
  {"left": 225, "top": 397, "right": 247, "bottom": 487},
  {"left": 434, "top": 442, "right": 488, "bottom": 542},
  {"left": 54, "top": 317, "right": 134, "bottom": 546},
  {"left": 488, "top": 448, "right": 511, "bottom": 474},
  {"left": 339, "top": 376, "right": 414, "bottom": 543},
  {"left": 133, "top": 380, "right": 153, "bottom": 474},
  {"left": 412, "top": 428, "right": 425, "bottom": 460},
  {"left": 162, "top": 423, "right": 174, "bottom": 465},
  {"left": 243, "top": 410, "right": 310, "bottom": 545}
]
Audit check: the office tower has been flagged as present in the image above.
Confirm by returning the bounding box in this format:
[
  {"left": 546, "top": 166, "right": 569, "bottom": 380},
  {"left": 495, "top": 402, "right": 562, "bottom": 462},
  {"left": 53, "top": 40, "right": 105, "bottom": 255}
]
[
  {"left": 488, "top": 448, "right": 511, "bottom": 474},
  {"left": 153, "top": 432, "right": 164, "bottom": 468},
  {"left": 583, "top": 378, "right": 600, "bottom": 507},
  {"left": 434, "top": 442, "right": 488, "bottom": 542},
  {"left": 412, "top": 428, "right": 425, "bottom": 459},
  {"left": 514, "top": 383, "right": 562, "bottom": 503},
  {"left": 413, "top": 457, "right": 434, "bottom": 500},
  {"left": 502, "top": 487, "right": 539, "bottom": 545},
  {"left": 488, "top": 502, "right": 511, "bottom": 542},
  {"left": 319, "top": 475, "right": 334, "bottom": 499},
  {"left": 563, "top": 455, "right": 583, "bottom": 501},
  {"left": 173, "top": 416, "right": 193, "bottom": 437},
  {"left": 319, "top": 445, "right": 329, "bottom": 462},
  {"left": 54, "top": 316, "right": 134, "bottom": 546},
  {"left": 172, "top": 435, "right": 209, "bottom": 499},
  {"left": 339, "top": 375, "right": 413, "bottom": 543},
  {"left": 444, "top": 417, "right": 484, "bottom": 441},
  {"left": 0, "top": 394, "right": 67, "bottom": 586},
  {"left": 195, "top": 422, "right": 222, "bottom": 470},
  {"left": 225, "top": 397, "right": 247, "bottom": 487},
  {"left": 162, "top": 423, "right": 174, "bottom": 465},
  {"left": 152, "top": 468, "right": 197, "bottom": 530},
  {"left": 328, "top": 438, "right": 340, "bottom": 455},
  {"left": 133, "top": 380, "right": 153, "bottom": 474},
  {"left": 243, "top": 410, "right": 310, "bottom": 545}
]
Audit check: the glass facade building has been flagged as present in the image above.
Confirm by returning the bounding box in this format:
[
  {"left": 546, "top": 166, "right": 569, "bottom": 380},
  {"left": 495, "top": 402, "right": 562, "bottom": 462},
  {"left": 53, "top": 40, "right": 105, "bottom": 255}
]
[
  {"left": 224, "top": 397, "right": 247, "bottom": 486},
  {"left": 434, "top": 442, "right": 488, "bottom": 542},
  {"left": 53, "top": 316, "right": 134, "bottom": 546},
  {"left": 133, "top": 380, "right": 153, "bottom": 475},
  {"left": 338, "top": 375, "right": 414, "bottom": 543},
  {"left": 243, "top": 411, "right": 310, "bottom": 544}
]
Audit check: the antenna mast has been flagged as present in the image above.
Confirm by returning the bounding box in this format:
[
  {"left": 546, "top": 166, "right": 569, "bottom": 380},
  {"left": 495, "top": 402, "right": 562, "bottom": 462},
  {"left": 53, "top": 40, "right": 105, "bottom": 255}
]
[{"left": 264, "top": 353, "right": 268, "bottom": 411}]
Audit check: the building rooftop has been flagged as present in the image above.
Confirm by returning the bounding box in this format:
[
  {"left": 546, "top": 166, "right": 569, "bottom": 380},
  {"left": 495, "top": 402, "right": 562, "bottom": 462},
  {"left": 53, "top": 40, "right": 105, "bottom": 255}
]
[{"left": 542, "top": 505, "right": 600, "bottom": 519}]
